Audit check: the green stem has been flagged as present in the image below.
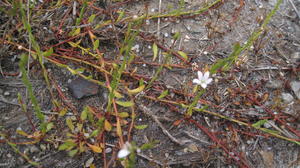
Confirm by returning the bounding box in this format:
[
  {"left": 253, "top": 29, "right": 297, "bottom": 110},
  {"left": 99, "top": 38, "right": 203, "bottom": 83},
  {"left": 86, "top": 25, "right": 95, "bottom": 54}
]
[{"left": 186, "top": 87, "right": 206, "bottom": 116}]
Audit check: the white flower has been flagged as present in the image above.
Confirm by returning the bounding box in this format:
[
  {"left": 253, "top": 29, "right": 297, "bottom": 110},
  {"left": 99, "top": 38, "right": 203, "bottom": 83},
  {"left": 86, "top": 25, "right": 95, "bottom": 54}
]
[
  {"left": 193, "top": 71, "right": 213, "bottom": 88},
  {"left": 117, "top": 142, "right": 131, "bottom": 158}
]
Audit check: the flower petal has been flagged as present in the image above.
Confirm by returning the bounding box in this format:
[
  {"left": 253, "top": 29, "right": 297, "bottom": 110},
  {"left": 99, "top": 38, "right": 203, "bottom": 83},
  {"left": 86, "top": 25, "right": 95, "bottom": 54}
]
[
  {"left": 117, "top": 148, "right": 130, "bottom": 158},
  {"left": 197, "top": 71, "right": 203, "bottom": 79},
  {"left": 206, "top": 78, "right": 213, "bottom": 84},
  {"left": 193, "top": 79, "right": 200, "bottom": 84},
  {"left": 204, "top": 71, "right": 210, "bottom": 80},
  {"left": 201, "top": 83, "right": 207, "bottom": 89}
]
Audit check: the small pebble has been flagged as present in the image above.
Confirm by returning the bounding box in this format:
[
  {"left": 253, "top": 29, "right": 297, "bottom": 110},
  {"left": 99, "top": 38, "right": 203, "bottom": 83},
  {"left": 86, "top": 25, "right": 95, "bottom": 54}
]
[
  {"left": 40, "top": 144, "right": 47, "bottom": 151},
  {"left": 30, "top": 146, "right": 39, "bottom": 153},
  {"left": 184, "top": 35, "right": 190, "bottom": 42},
  {"left": 131, "top": 44, "right": 140, "bottom": 52},
  {"left": 246, "top": 140, "right": 252, "bottom": 144},
  {"left": 281, "top": 93, "right": 294, "bottom": 103},
  {"left": 105, "top": 148, "right": 112, "bottom": 153},
  {"left": 85, "top": 157, "right": 94, "bottom": 167},
  {"left": 266, "top": 80, "right": 282, "bottom": 89},
  {"left": 132, "top": 15, "right": 138, "bottom": 19},
  {"left": 3, "top": 91, "right": 10, "bottom": 96},
  {"left": 291, "top": 52, "right": 300, "bottom": 63},
  {"left": 290, "top": 81, "right": 300, "bottom": 99},
  {"left": 145, "top": 20, "right": 150, "bottom": 25}
]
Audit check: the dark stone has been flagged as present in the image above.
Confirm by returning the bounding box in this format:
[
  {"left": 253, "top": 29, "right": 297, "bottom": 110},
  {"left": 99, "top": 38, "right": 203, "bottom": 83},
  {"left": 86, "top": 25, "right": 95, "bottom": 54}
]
[{"left": 68, "top": 77, "right": 99, "bottom": 99}]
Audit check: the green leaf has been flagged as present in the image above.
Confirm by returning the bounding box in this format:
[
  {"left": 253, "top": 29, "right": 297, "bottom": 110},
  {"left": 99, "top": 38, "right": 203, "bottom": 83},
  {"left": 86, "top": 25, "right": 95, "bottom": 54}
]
[
  {"left": 58, "top": 141, "right": 77, "bottom": 151},
  {"left": 59, "top": 108, "right": 68, "bottom": 117},
  {"left": 116, "top": 101, "right": 134, "bottom": 107},
  {"left": 19, "top": 54, "right": 45, "bottom": 125},
  {"left": 66, "top": 117, "right": 75, "bottom": 132},
  {"left": 210, "top": 43, "right": 241, "bottom": 74},
  {"left": 42, "top": 47, "right": 53, "bottom": 57},
  {"left": 177, "top": 51, "right": 188, "bottom": 60},
  {"left": 81, "top": 107, "right": 88, "bottom": 121},
  {"left": 93, "top": 39, "right": 99, "bottom": 51},
  {"left": 58, "top": 143, "right": 69, "bottom": 151},
  {"left": 68, "top": 149, "right": 78, "bottom": 157},
  {"left": 104, "top": 120, "right": 112, "bottom": 132},
  {"left": 134, "top": 124, "right": 148, "bottom": 130},
  {"left": 88, "top": 14, "right": 96, "bottom": 23},
  {"left": 96, "top": 117, "right": 105, "bottom": 128},
  {"left": 69, "top": 28, "right": 81, "bottom": 36},
  {"left": 260, "top": 128, "right": 280, "bottom": 135},
  {"left": 127, "top": 85, "right": 145, "bottom": 94},
  {"left": 152, "top": 43, "right": 158, "bottom": 61},
  {"left": 158, "top": 90, "right": 168, "bottom": 99},
  {"left": 140, "top": 140, "right": 159, "bottom": 150},
  {"left": 77, "top": 123, "right": 83, "bottom": 131},
  {"left": 118, "top": 112, "right": 129, "bottom": 118},
  {"left": 173, "top": 32, "right": 181, "bottom": 41},
  {"left": 68, "top": 42, "right": 78, "bottom": 48},
  {"left": 90, "top": 129, "right": 100, "bottom": 137},
  {"left": 210, "top": 58, "right": 229, "bottom": 74},
  {"left": 116, "top": 11, "right": 125, "bottom": 22},
  {"left": 46, "top": 122, "right": 54, "bottom": 132},
  {"left": 252, "top": 119, "right": 268, "bottom": 128}
]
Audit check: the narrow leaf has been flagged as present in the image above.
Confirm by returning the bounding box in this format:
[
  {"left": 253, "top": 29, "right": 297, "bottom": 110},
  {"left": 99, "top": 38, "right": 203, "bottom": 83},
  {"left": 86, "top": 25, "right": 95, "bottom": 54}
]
[
  {"left": 116, "top": 120, "right": 122, "bottom": 137},
  {"left": 140, "top": 140, "right": 159, "bottom": 150},
  {"left": 93, "top": 39, "right": 99, "bottom": 51},
  {"left": 158, "top": 90, "right": 168, "bottom": 99},
  {"left": 42, "top": 47, "right": 53, "bottom": 57},
  {"left": 134, "top": 124, "right": 148, "bottom": 130},
  {"left": 127, "top": 85, "right": 145, "bottom": 94},
  {"left": 46, "top": 122, "right": 54, "bottom": 132},
  {"left": 70, "top": 28, "right": 81, "bottom": 36},
  {"left": 118, "top": 112, "right": 129, "bottom": 118},
  {"left": 68, "top": 149, "right": 78, "bottom": 157},
  {"left": 116, "top": 101, "right": 134, "bottom": 107},
  {"left": 252, "top": 119, "right": 268, "bottom": 128},
  {"left": 66, "top": 117, "right": 75, "bottom": 132},
  {"left": 88, "top": 14, "right": 96, "bottom": 23},
  {"left": 81, "top": 107, "right": 88, "bottom": 121},
  {"left": 58, "top": 141, "right": 77, "bottom": 151},
  {"left": 59, "top": 108, "right": 68, "bottom": 117},
  {"left": 16, "top": 129, "right": 29, "bottom": 137},
  {"left": 152, "top": 43, "right": 158, "bottom": 61},
  {"left": 116, "top": 11, "right": 125, "bottom": 22},
  {"left": 177, "top": 51, "right": 188, "bottom": 60},
  {"left": 68, "top": 42, "right": 78, "bottom": 48},
  {"left": 90, "top": 129, "right": 100, "bottom": 137},
  {"left": 87, "top": 143, "right": 102, "bottom": 153},
  {"left": 104, "top": 120, "right": 112, "bottom": 132}
]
